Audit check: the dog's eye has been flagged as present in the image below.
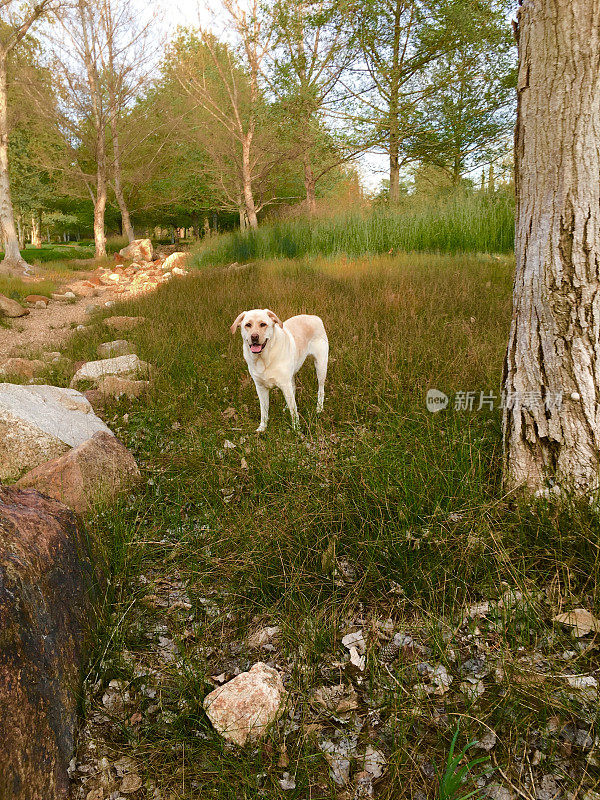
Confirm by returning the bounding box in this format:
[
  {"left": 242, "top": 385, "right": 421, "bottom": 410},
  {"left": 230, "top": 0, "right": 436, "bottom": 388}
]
[
  {"left": 260, "top": 322, "right": 267, "bottom": 327},
  {"left": 245, "top": 323, "right": 251, "bottom": 327}
]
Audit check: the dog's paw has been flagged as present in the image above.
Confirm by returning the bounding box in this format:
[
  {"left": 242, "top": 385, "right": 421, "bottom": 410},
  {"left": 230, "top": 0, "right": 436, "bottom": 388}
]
[
  {"left": 256, "top": 424, "right": 267, "bottom": 433},
  {"left": 316, "top": 404, "right": 324, "bottom": 414}
]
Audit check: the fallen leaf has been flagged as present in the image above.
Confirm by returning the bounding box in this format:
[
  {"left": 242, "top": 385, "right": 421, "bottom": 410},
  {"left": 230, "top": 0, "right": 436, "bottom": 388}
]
[
  {"left": 120, "top": 773, "right": 143, "bottom": 794},
  {"left": 554, "top": 609, "right": 600, "bottom": 637},
  {"left": 342, "top": 630, "right": 366, "bottom": 655},
  {"left": 279, "top": 772, "right": 296, "bottom": 790}
]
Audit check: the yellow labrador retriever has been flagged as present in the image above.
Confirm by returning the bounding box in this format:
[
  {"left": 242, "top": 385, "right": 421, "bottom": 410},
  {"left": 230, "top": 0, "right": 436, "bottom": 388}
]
[{"left": 230, "top": 309, "right": 329, "bottom": 432}]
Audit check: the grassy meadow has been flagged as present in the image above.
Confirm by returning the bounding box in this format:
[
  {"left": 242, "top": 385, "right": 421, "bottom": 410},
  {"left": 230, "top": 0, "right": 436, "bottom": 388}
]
[{"left": 48, "top": 251, "right": 600, "bottom": 799}]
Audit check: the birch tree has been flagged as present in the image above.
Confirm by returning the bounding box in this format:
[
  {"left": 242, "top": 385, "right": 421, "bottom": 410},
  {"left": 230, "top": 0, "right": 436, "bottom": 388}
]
[
  {"left": 0, "top": 0, "right": 59, "bottom": 273},
  {"left": 503, "top": 0, "right": 600, "bottom": 494},
  {"left": 177, "top": 0, "right": 271, "bottom": 229}
]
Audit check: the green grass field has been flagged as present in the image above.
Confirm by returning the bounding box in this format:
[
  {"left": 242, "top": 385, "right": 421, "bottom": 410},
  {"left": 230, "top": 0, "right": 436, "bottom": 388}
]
[{"left": 53, "top": 252, "right": 600, "bottom": 800}]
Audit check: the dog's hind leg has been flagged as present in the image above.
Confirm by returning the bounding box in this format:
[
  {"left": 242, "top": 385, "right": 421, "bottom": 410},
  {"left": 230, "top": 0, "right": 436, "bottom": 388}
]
[
  {"left": 281, "top": 380, "right": 300, "bottom": 430},
  {"left": 312, "top": 337, "right": 329, "bottom": 413}
]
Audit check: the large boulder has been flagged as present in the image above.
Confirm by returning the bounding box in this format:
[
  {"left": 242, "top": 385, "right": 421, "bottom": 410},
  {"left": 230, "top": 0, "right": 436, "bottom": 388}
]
[
  {"left": 70, "top": 354, "right": 151, "bottom": 388},
  {"left": 0, "top": 486, "right": 93, "bottom": 798},
  {"left": 0, "top": 294, "right": 28, "bottom": 318},
  {"left": 203, "top": 662, "right": 287, "bottom": 746},
  {"left": 118, "top": 238, "right": 154, "bottom": 262},
  {"left": 0, "top": 384, "right": 113, "bottom": 482},
  {"left": 16, "top": 431, "right": 140, "bottom": 514}
]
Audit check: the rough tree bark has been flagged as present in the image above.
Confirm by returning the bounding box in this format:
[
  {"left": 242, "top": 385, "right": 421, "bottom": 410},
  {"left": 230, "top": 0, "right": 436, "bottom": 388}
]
[
  {"left": 503, "top": 0, "right": 600, "bottom": 494},
  {"left": 0, "top": 56, "right": 26, "bottom": 271},
  {"left": 303, "top": 152, "right": 317, "bottom": 215}
]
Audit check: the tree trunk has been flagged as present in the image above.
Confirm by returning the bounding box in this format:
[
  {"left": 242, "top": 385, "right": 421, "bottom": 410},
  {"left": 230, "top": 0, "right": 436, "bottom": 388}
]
[
  {"left": 241, "top": 133, "right": 258, "bottom": 230},
  {"left": 93, "top": 120, "right": 107, "bottom": 258},
  {"left": 389, "top": 138, "right": 400, "bottom": 204},
  {"left": 0, "top": 56, "right": 26, "bottom": 272},
  {"left": 303, "top": 152, "right": 317, "bottom": 214},
  {"left": 16, "top": 214, "right": 24, "bottom": 249},
  {"left": 503, "top": 0, "right": 600, "bottom": 495},
  {"left": 110, "top": 111, "right": 134, "bottom": 243},
  {"left": 31, "top": 213, "right": 42, "bottom": 248},
  {"left": 387, "top": 0, "right": 402, "bottom": 206}
]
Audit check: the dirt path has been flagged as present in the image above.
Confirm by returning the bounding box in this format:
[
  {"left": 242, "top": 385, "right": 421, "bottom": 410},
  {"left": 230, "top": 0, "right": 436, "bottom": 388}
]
[
  {"left": 0, "top": 291, "right": 118, "bottom": 361},
  {"left": 0, "top": 254, "right": 185, "bottom": 361}
]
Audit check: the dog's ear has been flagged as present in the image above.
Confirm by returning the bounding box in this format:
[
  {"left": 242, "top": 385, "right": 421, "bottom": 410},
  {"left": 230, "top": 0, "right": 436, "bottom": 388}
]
[
  {"left": 266, "top": 309, "right": 283, "bottom": 328},
  {"left": 230, "top": 312, "right": 245, "bottom": 334}
]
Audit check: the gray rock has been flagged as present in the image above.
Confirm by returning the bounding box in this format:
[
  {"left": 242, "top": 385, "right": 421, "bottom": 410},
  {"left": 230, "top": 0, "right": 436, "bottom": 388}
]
[
  {"left": 97, "top": 340, "right": 135, "bottom": 359},
  {"left": 70, "top": 354, "right": 150, "bottom": 387},
  {"left": 0, "top": 384, "right": 113, "bottom": 481}
]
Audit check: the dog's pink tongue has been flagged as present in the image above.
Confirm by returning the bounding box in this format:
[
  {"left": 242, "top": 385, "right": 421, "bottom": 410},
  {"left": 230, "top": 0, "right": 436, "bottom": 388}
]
[{"left": 250, "top": 344, "right": 262, "bottom": 353}]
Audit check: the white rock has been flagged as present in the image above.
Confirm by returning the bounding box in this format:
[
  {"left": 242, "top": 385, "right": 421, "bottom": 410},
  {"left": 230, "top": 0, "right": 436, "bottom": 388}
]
[
  {"left": 70, "top": 354, "right": 150, "bottom": 387},
  {"left": 203, "top": 662, "right": 287, "bottom": 746},
  {"left": 349, "top": 646, "right": 366, "bottom": 671},
  {"left": 0, "top": 384, "right": 113, "bottom": 481},
  {"left": 119, "top": 238, "right": 154, "bottom": 262},
  {"left": 162, "top": 252, "right": 189, "bottom": 272}
]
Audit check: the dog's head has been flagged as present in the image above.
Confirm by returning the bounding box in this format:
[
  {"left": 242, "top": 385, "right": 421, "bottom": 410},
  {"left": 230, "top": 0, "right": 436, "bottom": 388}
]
[{"left": 230, "top": 308, "right": 283, "bottom": 354}]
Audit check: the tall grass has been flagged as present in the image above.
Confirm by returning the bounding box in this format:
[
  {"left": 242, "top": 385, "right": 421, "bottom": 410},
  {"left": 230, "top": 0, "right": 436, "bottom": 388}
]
[{"left": 195, "top": 192, "right": 515, "bottom": 267}]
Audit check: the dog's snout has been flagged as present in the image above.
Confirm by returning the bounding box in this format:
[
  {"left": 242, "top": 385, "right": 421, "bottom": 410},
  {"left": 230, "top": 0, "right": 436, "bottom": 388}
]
[{"left": 251, "top": 333, "right": 259, "bottom": 342}]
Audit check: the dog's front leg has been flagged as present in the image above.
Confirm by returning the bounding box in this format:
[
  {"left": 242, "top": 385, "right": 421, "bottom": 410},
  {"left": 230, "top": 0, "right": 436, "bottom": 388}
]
[
  {"left": 280, "top": 381, "right": 299, "bottom": 430},
  {"left": 255, "top": 382, "right": 270, "bottom": 432}
]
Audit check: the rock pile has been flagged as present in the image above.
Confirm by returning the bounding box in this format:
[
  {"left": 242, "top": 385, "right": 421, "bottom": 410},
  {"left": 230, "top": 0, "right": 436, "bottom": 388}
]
[{"left": 0, "top": 242, "right": 191, "bottom": 322}]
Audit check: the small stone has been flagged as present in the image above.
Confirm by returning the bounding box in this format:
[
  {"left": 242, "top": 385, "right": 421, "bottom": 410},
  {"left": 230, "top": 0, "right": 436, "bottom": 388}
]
[
  {"left": 363, "top": 746, "right": 386, "bottom": 779},
  {"left": 97, "top": 340, "right": 135, "bottom": 358},
  {"left": 70, "top": 354, "right": 151, "bottom": 387},
  {"left": 279, "top": 773, "right": 296, "bottom": 791},
  {"left": 554, "top": 609, "right": 600, "bottom": 637},
  {"left": 342, "top": 630, "right": 366, "bottom": 654},
  {"left": 24, "top": 294, "right": 49, "bottom": 306}
]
